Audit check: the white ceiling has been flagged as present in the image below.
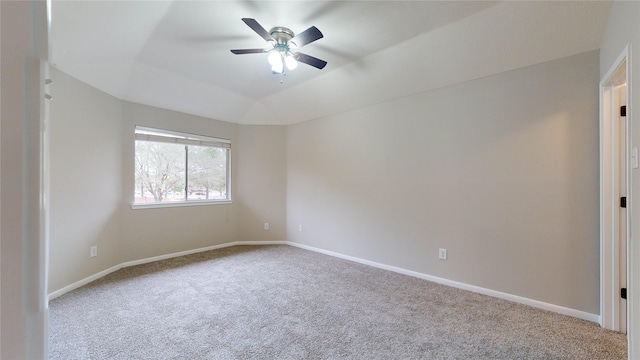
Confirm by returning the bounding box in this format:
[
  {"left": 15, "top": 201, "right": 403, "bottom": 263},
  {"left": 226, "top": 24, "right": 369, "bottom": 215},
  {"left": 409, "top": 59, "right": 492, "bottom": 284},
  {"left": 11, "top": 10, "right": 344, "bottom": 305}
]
[{"left": 51, "top": 1, "right": 612, "bottom": 125}]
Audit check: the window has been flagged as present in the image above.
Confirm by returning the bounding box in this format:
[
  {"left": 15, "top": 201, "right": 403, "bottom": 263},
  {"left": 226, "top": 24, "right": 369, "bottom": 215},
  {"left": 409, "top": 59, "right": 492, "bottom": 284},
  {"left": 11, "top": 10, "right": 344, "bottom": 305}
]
[{"left": 134, "top": 126, "right": 231, "bottom": 205}]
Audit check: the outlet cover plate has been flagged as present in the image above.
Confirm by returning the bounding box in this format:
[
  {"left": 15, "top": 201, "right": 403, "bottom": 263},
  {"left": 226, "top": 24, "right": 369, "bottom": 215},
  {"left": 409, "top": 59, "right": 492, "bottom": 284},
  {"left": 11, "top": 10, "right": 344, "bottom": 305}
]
[{"left": 439, "top": 248, "right": 447, "bottom": 260}]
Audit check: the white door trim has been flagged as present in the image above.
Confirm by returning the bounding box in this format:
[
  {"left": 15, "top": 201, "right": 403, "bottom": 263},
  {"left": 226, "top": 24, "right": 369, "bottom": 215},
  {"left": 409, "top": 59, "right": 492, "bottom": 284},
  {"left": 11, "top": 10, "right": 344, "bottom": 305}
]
[{"left": 600, "top": 45, "right": 629, "bottom": 333}]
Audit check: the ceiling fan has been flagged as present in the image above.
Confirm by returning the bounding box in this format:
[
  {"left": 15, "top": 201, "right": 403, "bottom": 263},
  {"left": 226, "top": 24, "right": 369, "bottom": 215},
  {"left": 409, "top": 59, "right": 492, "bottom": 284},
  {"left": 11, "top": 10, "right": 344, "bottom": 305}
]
[{"left": 230, "top": 18, "right": 327, "bottom": 74}]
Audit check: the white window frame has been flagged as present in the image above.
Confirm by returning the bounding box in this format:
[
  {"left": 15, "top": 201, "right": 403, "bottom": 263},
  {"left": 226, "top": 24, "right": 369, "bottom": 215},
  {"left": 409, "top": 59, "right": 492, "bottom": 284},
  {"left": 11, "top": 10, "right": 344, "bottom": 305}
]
[{"left": 132, "top": 126, "right": 231, "bottom": 209}]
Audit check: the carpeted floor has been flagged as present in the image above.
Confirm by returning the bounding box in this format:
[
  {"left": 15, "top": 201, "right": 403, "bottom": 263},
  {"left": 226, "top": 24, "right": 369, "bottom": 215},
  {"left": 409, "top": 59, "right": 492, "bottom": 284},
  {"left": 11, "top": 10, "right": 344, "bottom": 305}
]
[{"left": 49, "top": 245, "right": 627, "bottom": 359}]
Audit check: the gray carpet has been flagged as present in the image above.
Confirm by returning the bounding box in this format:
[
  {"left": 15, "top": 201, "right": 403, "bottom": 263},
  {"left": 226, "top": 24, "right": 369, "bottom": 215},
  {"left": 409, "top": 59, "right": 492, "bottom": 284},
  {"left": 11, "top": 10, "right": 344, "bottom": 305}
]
[{"left": 49, "top": 245, "right": 627, "bottom": 359}]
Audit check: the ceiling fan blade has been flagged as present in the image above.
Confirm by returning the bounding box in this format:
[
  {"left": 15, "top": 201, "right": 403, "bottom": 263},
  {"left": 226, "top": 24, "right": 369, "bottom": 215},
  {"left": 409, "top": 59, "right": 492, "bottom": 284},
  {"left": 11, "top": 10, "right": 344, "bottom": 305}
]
[
  {"left": 231, "top": 48, "right": 267, "bottom": 55},
  {"left": 290, "top": 26, "right": 323, "bottom": 48},
  {"left": 295, "top": 53, "right": 327, "bottom": 69},
  {"left": 241, "top": 18, "right": 274, "bottom": 43}
]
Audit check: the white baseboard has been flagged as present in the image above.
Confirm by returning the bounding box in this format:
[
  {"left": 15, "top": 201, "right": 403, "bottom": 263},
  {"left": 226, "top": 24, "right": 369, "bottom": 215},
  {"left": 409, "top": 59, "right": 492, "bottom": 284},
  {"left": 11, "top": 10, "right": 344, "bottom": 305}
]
[
  {"left": 48, "top": 240, "right": 600, "bottom": 324},
  {"left": 48, "top": 264, "right": 123, "bottom": 301},
  {"left": 287, "top": 242, "right": 600, "bottom": 324},
  {"left": 120, "top": 241, "right": 286, "bottom": 267},
  {"left": 48, "top": 240, "right": 287, "bottom": 301}
]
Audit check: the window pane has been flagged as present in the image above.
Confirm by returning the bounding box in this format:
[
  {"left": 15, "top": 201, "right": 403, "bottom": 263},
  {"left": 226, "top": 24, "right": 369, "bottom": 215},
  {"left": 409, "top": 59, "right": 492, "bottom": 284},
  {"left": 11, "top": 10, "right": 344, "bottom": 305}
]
[
  {"left": 134, "top": 141, "right": 186, "bottom": 203},
  {"left": 187, "top": 145, "right": 228, "bottom": 200}
]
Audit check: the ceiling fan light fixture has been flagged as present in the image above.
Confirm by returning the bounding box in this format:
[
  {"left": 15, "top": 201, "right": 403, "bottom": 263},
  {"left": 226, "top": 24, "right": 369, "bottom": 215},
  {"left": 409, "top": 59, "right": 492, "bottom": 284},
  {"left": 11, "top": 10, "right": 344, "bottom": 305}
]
[
  {"left": 285, "top": 55, "right": 298, "bottom": 70},
  {"left": 271, "top": 60, "right": 284, "bottom": 74},
  {"left": 268, "top": 51, "right": 282, "bottom": 67}
]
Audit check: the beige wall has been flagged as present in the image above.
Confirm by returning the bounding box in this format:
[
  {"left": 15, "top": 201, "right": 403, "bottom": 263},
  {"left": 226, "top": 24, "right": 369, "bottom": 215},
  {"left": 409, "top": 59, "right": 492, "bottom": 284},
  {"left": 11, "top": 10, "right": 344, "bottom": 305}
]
[
  {"left": 236, "top": 125, "right": 287, "bottom": 242},
  {"left": 287, "top": 51, "right": 600, "bottom": 314},
  {"left": 599, "top": 1, "right": 640, "bottom": 356},
  {"left": 49, "top": 68, "right": 124, "bottom": 292}
]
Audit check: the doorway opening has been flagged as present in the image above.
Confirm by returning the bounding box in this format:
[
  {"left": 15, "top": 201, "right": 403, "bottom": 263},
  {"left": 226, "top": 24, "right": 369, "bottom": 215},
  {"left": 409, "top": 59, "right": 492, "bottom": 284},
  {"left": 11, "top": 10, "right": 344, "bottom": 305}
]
[{"left": 600, "top": 47, "right": 629, "bottom": 334}]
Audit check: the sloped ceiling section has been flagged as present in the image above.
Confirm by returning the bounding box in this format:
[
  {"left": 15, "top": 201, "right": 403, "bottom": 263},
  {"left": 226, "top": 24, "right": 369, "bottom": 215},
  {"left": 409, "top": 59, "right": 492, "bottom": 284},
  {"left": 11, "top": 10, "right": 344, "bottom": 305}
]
[{"left": 51, "top": 1, "right": 611, "bottom": 125}]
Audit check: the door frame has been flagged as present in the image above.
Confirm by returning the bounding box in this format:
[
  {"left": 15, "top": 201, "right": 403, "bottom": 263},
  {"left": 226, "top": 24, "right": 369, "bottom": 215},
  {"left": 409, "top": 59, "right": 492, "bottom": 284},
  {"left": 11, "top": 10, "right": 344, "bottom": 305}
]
[{"left": 600, "top": 45, "right": 629, "bottom": 332}]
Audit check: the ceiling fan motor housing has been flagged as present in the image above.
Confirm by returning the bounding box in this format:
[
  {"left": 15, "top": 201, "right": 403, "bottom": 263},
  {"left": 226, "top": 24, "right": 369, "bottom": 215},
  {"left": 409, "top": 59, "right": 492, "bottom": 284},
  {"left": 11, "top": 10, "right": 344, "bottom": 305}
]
[{"left": 269, "top": 27, "right": 294, "bottom": 46}]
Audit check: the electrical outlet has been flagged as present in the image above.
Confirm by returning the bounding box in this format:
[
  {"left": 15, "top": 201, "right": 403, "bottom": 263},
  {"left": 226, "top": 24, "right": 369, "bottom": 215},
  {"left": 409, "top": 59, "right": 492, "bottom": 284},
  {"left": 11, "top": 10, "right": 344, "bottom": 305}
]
[
  {"left": 298, "top": 224, "right": 303, "bottom": 232},
  {"left": 90, "top": 246, "right": 97, "bottom": 258},
  {"left": 439, "top": 248, "right": 447, "bottom": 260},
  {"left": 264, "top": 222, "right": 270, "bottom": 230}
]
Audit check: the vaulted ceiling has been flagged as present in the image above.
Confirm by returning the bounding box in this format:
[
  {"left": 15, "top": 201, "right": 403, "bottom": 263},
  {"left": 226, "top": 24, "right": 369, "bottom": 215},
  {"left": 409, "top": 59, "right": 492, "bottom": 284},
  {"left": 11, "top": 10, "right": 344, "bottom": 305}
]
[{"left": 51, "top": 1, "right": 611, "bottom": 125}]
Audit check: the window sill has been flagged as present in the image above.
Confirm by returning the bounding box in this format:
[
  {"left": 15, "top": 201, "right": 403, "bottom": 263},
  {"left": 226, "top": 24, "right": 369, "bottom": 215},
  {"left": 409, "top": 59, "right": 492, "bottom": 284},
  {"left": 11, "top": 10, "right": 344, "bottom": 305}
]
[{"left": 131, "top": 200, "right": 232, "bottom": 210}]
